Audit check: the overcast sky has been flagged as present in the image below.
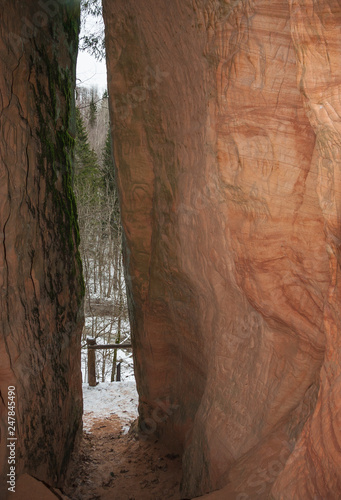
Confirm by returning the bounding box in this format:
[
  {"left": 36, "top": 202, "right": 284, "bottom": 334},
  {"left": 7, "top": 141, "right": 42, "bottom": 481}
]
[
  {"left": 76, "top": 13, "right": 107, "bottom": 94},
  {"left": 77, "top": 50, "right": 107, "bottom": 93}
]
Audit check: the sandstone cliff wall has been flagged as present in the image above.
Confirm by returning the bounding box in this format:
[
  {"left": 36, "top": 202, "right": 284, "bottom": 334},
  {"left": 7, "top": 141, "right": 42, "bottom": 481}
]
[
  {"left": 103, "top": 1, "right": 341, "bottom": 498},
  {"left": 0, "top": 1, "right": 83, "bottom": 495}
]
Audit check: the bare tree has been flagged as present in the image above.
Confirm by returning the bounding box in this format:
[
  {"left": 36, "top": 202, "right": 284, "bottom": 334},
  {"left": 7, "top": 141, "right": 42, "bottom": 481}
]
[{"left": 74, "top": 91, "right": 130, "bottom": 382}]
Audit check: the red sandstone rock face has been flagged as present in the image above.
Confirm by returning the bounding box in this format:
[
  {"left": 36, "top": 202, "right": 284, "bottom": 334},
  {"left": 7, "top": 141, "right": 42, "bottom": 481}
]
[
  {"left": 0, "top": 1, "right": 83, "bottom": 496},
  {"left": 103, "top": 0, "right": 341, "bottom": 498}
]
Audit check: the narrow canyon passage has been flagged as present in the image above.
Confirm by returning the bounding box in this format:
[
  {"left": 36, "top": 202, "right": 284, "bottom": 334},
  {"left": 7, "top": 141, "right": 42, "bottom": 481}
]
[
  {"left": 1, "top": 1, "right": 341, "bottom": 500},
  {"left": 64, "top": 411, "right": 182, "bottom": 500}
]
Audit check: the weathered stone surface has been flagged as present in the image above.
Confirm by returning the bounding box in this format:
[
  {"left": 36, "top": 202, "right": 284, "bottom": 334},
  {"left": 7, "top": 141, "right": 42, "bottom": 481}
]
[
  {"left": 0, "top": 1, "right": 83, "bottom": 496},
  {"left": 12, "top": 474, "right": 68, "bottom": 500},
  {"left": 103, "top": 0, "right": 341, "bottom": 498}
]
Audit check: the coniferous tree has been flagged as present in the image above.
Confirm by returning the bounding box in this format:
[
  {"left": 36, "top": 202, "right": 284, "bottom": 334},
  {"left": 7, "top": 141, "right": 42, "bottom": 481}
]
[
  {"left": 89, "top": 94, "right": 97, "bottom": 128},
  {"left": 80, "top": 0, "right": 105, "bottom": 60},
  {"left": 74, "top": 107, "right": 100, "bottom": 190},
  {"left": 74, "top": 97, "right": 129, "bottom": 383}
]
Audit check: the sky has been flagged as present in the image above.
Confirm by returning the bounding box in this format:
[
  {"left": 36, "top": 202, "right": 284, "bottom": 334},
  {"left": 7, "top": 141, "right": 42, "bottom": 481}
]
[
  {"left": 76, "top": 12, "right": 108, "bottom": 94},
  {"left": 77, "top": 50, "right": 107, "bottom": 93}
]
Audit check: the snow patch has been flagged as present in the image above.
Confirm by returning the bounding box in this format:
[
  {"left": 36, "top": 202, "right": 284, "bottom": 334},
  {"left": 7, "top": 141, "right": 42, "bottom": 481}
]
[{"left": 82, "top": 381, "right": 138, "bottom": 432}]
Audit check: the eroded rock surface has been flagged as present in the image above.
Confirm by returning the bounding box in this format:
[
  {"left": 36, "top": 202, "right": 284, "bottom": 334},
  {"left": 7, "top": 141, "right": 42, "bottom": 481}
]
[
  {"left": 103, "top": 0, "right": 341, "bottom": 498},
  {"left": 0, "top": 1, "right": 83, "bottom": 496}
]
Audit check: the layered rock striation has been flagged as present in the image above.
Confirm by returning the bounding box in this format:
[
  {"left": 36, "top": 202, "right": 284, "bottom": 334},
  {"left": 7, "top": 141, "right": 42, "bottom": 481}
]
[
  {"left": 0, "top": 1, "right": 83, "bottom": 496},
  {"left": 103, "top": 1, "right": 341, "bottom": 498}
]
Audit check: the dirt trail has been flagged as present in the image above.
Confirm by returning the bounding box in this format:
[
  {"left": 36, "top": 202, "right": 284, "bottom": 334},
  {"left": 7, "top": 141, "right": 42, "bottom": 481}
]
[{"left": 64, "top": 415, "right": 182, "bottom": 500}]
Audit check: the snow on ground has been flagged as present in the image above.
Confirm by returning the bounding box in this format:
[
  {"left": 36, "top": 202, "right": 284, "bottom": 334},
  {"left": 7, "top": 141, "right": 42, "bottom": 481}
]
[{"left": 83, "top": 381, "right": 138, "bottom": 433}]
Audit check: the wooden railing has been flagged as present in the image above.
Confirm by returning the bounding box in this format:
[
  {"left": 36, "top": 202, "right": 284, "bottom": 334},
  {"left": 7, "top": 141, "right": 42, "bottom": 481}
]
[{"left": 87, "top": 337, "right": 132, "bottom": 387}]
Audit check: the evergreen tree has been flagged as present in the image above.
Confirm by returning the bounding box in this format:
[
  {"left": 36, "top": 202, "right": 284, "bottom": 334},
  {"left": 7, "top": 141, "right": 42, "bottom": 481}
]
[
  {"left": 80, "top": 0, "right": 105, "bottom": 61},
  {"left": 89, "top": 88, "right": 97, "bottom": 128},
  {"left": 74, "top": 107, "right": 100, "bottom": 190}
]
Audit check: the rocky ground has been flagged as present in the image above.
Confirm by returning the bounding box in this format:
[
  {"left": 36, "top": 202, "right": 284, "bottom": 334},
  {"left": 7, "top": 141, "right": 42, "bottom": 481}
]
[{"left": 63, "top": 382, "right": 182, "bottom": 500}]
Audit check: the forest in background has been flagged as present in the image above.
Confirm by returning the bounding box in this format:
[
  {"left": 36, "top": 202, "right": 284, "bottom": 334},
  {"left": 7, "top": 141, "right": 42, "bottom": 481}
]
[{"left": 74, "top": 87, "right": 131, "bottom": 383}]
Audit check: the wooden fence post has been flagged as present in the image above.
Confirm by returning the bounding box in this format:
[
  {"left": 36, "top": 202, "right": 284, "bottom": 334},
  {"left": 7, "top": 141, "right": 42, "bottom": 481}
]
[
  {"left": 87, "top": 337, "right": 97, "bottom": 387},
  {"left": 116, "top": 362, "right": 121, "bottom": 382}
]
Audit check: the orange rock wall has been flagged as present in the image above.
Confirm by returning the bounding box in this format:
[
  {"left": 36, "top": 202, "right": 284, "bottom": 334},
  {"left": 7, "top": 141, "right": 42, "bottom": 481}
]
[
  {"left": 103, "top": 1, "right": 341, "bottom": 498},
  {"left": 0, "top": 1, "right": 83, "bottom": 495}
]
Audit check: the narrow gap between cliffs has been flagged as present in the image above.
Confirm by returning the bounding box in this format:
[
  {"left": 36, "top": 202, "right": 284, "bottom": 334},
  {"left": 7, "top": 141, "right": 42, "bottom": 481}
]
[{"left": 63, "top": 3, "right": 183, "bottom": 499}]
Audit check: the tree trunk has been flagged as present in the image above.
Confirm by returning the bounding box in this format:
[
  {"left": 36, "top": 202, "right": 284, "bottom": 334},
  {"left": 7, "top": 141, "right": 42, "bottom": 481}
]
[{"left": 0, "top": 0, "right": 83, "bottom": 494}]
